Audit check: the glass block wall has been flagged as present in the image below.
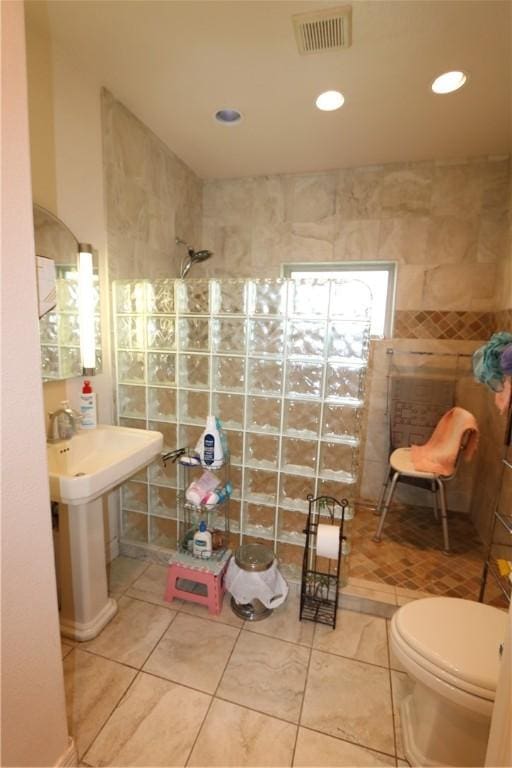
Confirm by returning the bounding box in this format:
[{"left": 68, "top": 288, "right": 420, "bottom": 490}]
[
  {"left": 41, "top": 271, "right": 102, "bottom": 381},
  {"left": 113, "top": 278, "right": 371, "bottom": 575}
]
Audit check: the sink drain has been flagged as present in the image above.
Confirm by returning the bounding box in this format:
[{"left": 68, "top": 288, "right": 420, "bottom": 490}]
[{"left": 74, "top": 472, "right": 86, "bottom": 477}]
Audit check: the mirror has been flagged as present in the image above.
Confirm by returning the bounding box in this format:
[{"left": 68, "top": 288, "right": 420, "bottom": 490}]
[{"left": 34, "top": 204, "right": 102, "bottom": 381}]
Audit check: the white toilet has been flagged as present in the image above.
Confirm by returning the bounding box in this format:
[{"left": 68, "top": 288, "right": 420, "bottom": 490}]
[{"left": 390, "top": 597, "right": 507, "bottom": 768}]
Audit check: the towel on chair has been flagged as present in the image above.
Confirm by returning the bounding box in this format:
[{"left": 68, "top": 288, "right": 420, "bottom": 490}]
[{"left": 410, "top": 407, "right": 479, "bottom": 476}]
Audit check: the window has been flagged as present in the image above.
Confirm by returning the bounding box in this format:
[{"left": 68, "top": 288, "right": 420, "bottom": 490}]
[{"left": 282, "top": 262, "right": 396, "bottom": 338}]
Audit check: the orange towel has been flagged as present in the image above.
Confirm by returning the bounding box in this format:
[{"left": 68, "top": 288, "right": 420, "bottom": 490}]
[{"left": 410, "top": 407, "right": 479, "bottom": 476}]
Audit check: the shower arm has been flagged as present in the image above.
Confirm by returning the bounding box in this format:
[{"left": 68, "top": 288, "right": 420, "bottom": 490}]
[
  {"left": 176, "top": 237, "right": 194, "bottom": 279},
  {"left": 176, "top": 237, "right": 213, "bottom": 278},
  {"left": 180, "top": 255, "right": 194, "bottom": 279}
]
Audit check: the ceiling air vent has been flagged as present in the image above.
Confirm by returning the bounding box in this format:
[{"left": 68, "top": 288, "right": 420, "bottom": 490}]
[{"left": 292, "top": 5, "right": 352, "bottom": 55}]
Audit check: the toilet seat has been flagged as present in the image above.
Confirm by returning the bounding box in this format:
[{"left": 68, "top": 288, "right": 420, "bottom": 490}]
[{"left": 391, "top": 597, "right": 506, "bottom": 711}]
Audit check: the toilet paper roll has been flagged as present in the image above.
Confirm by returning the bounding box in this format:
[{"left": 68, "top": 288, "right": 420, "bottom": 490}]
[{"left": 317, "top": 523, "right": 341, "bottom": 560}]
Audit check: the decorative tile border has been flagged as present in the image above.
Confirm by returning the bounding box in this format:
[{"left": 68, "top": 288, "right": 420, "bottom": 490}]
[{"left": 394, "top": 310, "right": 496, "bottom": 340}]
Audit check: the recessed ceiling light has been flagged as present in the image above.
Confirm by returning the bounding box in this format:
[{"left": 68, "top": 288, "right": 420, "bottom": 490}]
[
  {"left": 431, "top": 71, "right": 467, "bottom": 94},
  {"left": 215, "top": 109, "right": 242, "bottom": 124},
  {"left": 315, "top": 90, "right": 345, "bottom": 111}
]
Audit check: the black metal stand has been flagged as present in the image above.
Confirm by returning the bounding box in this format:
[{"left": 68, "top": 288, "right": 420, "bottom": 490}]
[{"left": 299, "top": 494, "right": 348, "bottom": 629}]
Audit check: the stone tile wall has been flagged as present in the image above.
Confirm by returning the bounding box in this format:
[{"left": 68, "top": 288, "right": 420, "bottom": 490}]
[
  {"left": 102, "top": 90, "right": 204, "bottom": 555},
  {"left": 469, "top": 384, "right": 510, "bottom": 543},
  {"left": 202, "top": 156, "right": 510, "bottom": 320},
  {"left": 498, "top": 178, "right": 512, "bottom": 312},
  {"left": 469, "top": 176, "right": 511, "bottom": 542},
  {"left": 201, "top": 157, "right": 510, "bottom": 522},
  {"left": 102, "top": 89, "right": 202, "bottom": 281},
  {"left": 102, "top": 88, "right": 510, "bottom": 542}
]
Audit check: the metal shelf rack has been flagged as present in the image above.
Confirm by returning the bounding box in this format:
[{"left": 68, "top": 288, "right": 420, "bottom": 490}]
[
  {"left": 176, "top": 450, "right": 231, "bottom": 562},
  {"left": 478, "top": 409, "right": 512, "bottom": 605}
]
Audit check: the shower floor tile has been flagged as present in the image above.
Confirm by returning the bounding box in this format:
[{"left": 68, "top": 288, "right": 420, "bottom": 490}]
[{"left": 350, "top": 504, "right": 506, "bottom": 604}]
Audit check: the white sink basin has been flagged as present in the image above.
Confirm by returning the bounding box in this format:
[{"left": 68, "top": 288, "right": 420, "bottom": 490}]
[{"left": 47, "top": 424, "right": 163, "bottom": 505}]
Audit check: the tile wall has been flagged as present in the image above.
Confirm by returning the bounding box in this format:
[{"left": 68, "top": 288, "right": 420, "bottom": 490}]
[
  {"left": 202, "top": 157, "right": 510, "bottom": 321},
  {"left": 103, "top": 91, "right": 511, "bottom": 558},
  {"left": 201, "top": 157, "right": 511, "bottom": 528},
  {"left": 469, "top": 175, "right": 512, "bottom": 541},
  {"left": 102, "top": 89, "right": 202, "bottom": 281}
]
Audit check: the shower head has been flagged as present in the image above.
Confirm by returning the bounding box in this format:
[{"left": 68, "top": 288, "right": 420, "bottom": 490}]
[
  {"left": 192, "top": 249, "right": 213, "bottom": 263},
  {"left": 176, "top": 238, "right": 213, "bottom": 278}
]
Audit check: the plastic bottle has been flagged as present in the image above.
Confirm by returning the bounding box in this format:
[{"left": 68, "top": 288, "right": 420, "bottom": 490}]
[
  {"left": 203, "top": 481, "right": 233, "bottom": 507},
  {"left": 185, "top": 471, "right": 219, "bottom": 506},
  {"left": 193, "top": 521, "right": 212, "bottom": 558},
  {"left": 195, "top": 415, "right": 224, "bottom": 468},
  {"left": 80, "top": 380, "right": 97, "bottom": 429},
  {"left": 215, "top": 416, "right": 229, "bottom": 458}
]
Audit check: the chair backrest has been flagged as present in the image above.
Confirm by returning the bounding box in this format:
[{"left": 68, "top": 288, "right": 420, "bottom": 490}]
[{"left": 388, "top": 375, "right": 455, "bottom": 452}]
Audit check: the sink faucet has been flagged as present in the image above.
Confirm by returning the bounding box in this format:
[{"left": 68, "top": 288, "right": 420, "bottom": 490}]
[{"left": 48, "top": 406, "right": 83, "bottom": 443}]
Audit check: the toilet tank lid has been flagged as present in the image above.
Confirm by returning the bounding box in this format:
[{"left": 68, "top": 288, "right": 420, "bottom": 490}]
[{"left": 395, "top": 597, "right": 508, "bottom": 693}]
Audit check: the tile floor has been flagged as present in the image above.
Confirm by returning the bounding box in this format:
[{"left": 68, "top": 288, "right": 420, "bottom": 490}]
[
  {"left": 350, "top": 504, "right": 508, "bottom": 605},
  {"left": 63, "top": 556, "right": 413, "bottom": 767}
]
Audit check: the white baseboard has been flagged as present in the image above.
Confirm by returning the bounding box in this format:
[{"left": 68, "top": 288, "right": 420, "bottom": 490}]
[{"left": 55, "top": 737, "right": 78, "bottom": 767}]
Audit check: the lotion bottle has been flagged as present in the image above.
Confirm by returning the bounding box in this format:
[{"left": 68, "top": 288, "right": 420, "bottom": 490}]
[
  {"left": 80, "top": 380, "right": 97, "bottom": 429},
  {"left": 193, "top": 521, "right": 212, "bottom": 559},
  {"left": 195, "top": 415, "right": 224, "bottom": 468}
]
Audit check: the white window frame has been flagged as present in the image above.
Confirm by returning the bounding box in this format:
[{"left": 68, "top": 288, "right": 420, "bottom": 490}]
[{"left": 282, "top": 261, "right": 397, "bottom": 338}]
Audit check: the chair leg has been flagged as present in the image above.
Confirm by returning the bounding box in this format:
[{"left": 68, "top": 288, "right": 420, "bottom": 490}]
[
  {"left": 374, "top": 468, "right": 392, "bottom": 516},
  {"left": 431, "top": 481, "right": 439, "bottom": 521},
  {"left": 373, "top": 471, "right": 400, "bottom": 542},
  {"left": 436, "top": 479, "right": 450, "bottom": 553}
]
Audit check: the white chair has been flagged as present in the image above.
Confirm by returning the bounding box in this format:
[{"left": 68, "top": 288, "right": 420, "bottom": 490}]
[{"left": 373, "top": 428, "right": 475, "bottom": 553}]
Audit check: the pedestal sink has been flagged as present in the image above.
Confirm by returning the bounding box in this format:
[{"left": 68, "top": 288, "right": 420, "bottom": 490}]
[{"left": 47, "top": 425, "right": 163, "bottom": 641}]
